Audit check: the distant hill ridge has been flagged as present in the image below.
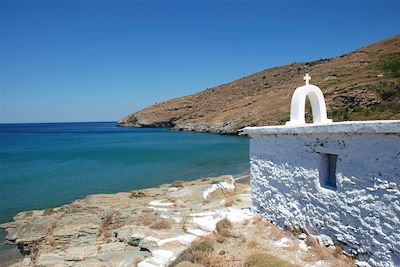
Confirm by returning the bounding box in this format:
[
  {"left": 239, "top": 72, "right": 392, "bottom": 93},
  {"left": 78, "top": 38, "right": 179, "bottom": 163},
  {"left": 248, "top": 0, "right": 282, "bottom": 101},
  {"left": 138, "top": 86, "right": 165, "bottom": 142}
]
[{"left": 118, "top": 36, "right": 400, "bottom": 134}]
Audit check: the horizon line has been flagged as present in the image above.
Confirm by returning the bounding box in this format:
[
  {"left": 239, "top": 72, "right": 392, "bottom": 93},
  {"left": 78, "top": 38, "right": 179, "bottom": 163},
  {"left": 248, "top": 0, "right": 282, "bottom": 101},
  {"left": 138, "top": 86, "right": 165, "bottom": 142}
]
[{"left": 0, "top": 121, "right": 117, "bottom": 125}]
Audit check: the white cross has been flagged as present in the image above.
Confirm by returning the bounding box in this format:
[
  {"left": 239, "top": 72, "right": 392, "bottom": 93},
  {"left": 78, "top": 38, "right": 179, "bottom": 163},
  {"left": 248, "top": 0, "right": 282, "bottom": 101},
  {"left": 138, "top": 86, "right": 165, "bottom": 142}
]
[{"left": 304, "top": 73, "right": 311, "bottom": 86}]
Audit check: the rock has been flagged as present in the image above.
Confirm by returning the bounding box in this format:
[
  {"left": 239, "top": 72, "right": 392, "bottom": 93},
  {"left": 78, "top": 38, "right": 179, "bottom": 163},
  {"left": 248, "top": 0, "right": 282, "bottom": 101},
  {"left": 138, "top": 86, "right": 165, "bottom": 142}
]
[
  {"left": 185, "top": 228, "right": 208, "bottom": 237},
  {"left": 317, "top": 234, "right": 334, "bottom": 247},
  {"left": 130, "top": 190, "right": 147, "bottom": 198},
  {"left": 175, "top": 199, "right": 187, "bottom": 208},
  {"left": 152, "top": 249, "right": 175, "bottom": 263},
  {"left": 97, "top": 243, "right": 146, "bottom": 265},
  {"left": 4, "top": 216, "right": 57, "bottom": 255},
  {"left": 36, "top": 253, "right": 64, "bottom": 266},
  {"left": 299, "top": 233, "right": 307, "bottom": 240},
  {"left": 108, "top": 247, "right": 142, "bottom": 267},
  {"left": 203, "top": 178, "right": 235, "bottom": 200},
  {"left": 0, "top": 176, "right": 253, "bottom": 266},
  {"left": 355, "top": 260, "right": 372, "bottom": 267},
  {"left": 64, "top": 245, "right": 98, "bottom": 261},
  {"left": 114, "top": 226, "right": 138, "bottom": 243},
  {"left": 128, "top": 236, "right": 142, "bottom": 247},
  {"left": 138, "top": 238, "right": 158, "bottom": 252}
]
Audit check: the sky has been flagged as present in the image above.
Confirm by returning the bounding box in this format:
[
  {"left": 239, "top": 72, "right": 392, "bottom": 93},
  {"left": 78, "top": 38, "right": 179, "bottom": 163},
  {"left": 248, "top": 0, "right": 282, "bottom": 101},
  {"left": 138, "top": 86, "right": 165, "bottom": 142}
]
[{"left": 0, "top": 0, "right": 399, "bottom": 123}]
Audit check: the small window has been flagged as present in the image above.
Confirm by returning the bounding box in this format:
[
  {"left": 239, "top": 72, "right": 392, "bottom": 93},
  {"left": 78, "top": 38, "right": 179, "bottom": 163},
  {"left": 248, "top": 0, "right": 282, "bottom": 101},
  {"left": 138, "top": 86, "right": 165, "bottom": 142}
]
[{"left": 318, "top": 153, "right": 337, "bottom": 190}]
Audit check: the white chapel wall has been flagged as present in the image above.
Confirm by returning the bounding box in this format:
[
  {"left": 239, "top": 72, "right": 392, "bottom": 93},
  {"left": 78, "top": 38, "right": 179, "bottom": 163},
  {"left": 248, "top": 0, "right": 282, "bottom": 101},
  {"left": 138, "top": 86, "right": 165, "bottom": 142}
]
[
  {"left": 245, "top": 74, "right": 400, "bottom": 267},
  {"left": 248, "top": 131, "right": 400, "bottom": 266}
]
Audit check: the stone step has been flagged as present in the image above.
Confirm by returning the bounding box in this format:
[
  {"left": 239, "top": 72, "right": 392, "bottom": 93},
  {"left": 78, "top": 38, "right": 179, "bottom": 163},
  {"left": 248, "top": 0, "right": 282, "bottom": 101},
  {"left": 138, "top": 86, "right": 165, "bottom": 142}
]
[
  {"left": 137, "top": 257, "right": 166, "bottom": 267},
  {"left": 152, "top": 249, "right": 175, "bottom": 263}
]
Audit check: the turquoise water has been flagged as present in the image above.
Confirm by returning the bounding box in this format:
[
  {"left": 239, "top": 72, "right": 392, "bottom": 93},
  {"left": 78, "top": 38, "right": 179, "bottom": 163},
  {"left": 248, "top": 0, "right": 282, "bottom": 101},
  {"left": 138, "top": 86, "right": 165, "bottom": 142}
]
[{"left": 0, "top": 122, "right": 249, "bottom": 228}]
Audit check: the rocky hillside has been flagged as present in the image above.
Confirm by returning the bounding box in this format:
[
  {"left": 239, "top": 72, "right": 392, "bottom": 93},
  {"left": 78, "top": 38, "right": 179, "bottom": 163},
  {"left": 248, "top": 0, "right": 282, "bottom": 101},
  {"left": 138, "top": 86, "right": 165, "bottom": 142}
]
[{"left": 118, "top": 36, "right": 400, "bottom": 134}]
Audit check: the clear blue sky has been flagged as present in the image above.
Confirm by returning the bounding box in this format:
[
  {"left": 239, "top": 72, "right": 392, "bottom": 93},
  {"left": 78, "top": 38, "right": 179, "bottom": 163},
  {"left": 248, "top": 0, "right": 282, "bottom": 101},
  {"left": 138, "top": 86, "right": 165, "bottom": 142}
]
[{"left": 0, "top": 0, "right": 399, "bottom": 123}]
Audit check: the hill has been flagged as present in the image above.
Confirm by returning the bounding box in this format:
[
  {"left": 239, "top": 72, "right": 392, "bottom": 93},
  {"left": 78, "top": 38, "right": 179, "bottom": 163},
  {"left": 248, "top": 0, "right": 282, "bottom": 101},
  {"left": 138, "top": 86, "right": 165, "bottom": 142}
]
[{"left": 118, "top": 36, "right": 400, "bottom": 134}]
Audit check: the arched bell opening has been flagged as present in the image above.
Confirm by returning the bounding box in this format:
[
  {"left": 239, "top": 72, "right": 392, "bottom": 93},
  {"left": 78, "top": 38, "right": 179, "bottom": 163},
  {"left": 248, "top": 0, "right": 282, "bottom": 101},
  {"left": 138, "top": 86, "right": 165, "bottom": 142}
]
[{"left": 286, "top": 74, "right": 332, "bottom": 126}]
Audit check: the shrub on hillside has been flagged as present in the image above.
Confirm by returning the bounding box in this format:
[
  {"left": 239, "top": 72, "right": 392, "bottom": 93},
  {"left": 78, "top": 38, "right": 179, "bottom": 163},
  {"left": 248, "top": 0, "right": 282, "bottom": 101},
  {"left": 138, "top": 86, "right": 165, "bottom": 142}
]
[{"left": 243, "top": 251, "right": 300, "bottom": 267}]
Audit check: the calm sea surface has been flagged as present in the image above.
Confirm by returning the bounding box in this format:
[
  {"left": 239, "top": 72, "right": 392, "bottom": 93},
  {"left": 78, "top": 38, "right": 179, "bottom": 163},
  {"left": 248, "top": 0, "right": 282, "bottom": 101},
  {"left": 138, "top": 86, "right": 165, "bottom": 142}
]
[{"left": 0, "top": 122, "right": 249, "bottom": 248}]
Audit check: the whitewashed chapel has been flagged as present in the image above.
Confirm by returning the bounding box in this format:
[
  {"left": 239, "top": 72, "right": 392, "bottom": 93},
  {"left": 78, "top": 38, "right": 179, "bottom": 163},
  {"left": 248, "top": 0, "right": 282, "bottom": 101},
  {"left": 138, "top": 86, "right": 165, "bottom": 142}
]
[{"left": 244, "top": 75, "right": 400, "bottom": 267}]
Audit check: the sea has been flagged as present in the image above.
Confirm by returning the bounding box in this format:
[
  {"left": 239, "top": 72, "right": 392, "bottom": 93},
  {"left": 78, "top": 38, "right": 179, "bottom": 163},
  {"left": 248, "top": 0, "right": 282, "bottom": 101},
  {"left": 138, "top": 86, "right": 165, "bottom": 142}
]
[{"left": 0, "top": 122, "right": 249, "bottom": 250}]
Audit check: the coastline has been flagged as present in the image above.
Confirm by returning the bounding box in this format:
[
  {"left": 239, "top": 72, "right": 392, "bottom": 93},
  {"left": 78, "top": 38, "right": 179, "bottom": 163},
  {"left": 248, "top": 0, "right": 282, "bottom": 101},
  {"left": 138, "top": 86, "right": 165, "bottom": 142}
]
[
  {"left": 0, "top": 174, "right": 249, "bottom": 266},
  {"left": 0, "top": 174, "right": 355, "bottom": 267},
  {"left": 0, "top": 123, "right": 250, "bottom": 246},
  {"left": 116, "top": 120, "right": 245, "bottom": 136}
]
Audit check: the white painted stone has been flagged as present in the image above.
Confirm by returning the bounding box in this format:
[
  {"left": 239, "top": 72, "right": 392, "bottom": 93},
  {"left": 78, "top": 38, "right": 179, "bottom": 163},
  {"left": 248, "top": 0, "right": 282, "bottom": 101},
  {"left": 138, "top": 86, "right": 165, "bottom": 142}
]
[
  {"left": 138, "top": 258, "right": 166, "bottom": 267},
  {"left": 298, "top": 240, "right": 309, "bottom": 251},
  {"left": 285, "top": 74, "right": 332, "bottom": 126},
  {"left": 356, "top": 260, "right": 373, "bottom": 267},
  {"left": 192, "top": 216, "right": 220, "bottom": 232},
  {"left": 177, "top": 234, "right": 198, "bottom": 245},
  {"left": 189, "top": 211, "right": 216, "bottom": 217},
  {"left": 152, "top": 249, "right": 175, "bottom": 263},
  {"left": 245, "top": 130, "right": 400, "bottom": 266},
  {"left": 156, "top": 234, "right": 196, "bottom": 246},
  {"left": 149, "top": 207, "right": 169, "bottom": 212},
  {"left": 299, "top": 233, "right": 307, "bottom": 240},
  {"left": 156, "top": 237, "right": 177, "bottom": 246},
  {"left": 244, "top": 77, "right": 400, "bottom": 267},
  {"left": 317, "top": 234, "right": 334, "bottom": 247},
  {"left": 245, "top": 120, "right": 400, "bottom": 136},
  {"left": 203, "top": 181, "right": 235, "bottom": 200},
  {"left": 312, "top": 261, "right": 329, "bottom": 267},
  {"left": 149, "top": 200, "right": 174, "bottom": 207},
  {"left": 143, "top": 236, "right": 161, "bottom": 243},
  {"left": 186, "top": 228, "right": 209, "bottom": 237},
  {"left": 226, "top": 207, "right": 253, "bottom": 223},
  {"left": 160, "top": 214, "right": 182, "bottom": 223},
  {"left": 131, "top": 233, "right": 145, "bottom": 239},
  {"left": 274, "top": 237, "right": 292, "bottom": 248}
]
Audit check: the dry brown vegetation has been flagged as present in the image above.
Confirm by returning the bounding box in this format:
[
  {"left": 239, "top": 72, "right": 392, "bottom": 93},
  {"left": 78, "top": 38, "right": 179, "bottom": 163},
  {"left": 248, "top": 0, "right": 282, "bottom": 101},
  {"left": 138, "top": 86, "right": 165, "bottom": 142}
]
[
  {"left": 243, "top": 251, "right": 300, "bottom": 267},
  {"left": 167, "top": 195, "right": 178, "bottom": 204},
  {"left": 172, "top": 214, "right": 355, "bottom": 267},
  {"left": 25, "top": 211, "right": 34, "bottom": 217},
  {"left": 224, "top": 198, "right": 234, "bottom": 207},
  {"left": 137, "top": 211, "right": 160, "bottom": 226},
  {"left": 171, "top": 181, "right": 185, "bottom": 188},
  {"left": 149, "top": 218, "right": 172, "bottom": 230},
  {"left": 247, "top": 239, "right": 259, "bottom": 249},
  {"left": 129, "top": 190, "right": 146, "bottom": 198},
  {"left": 215, "top": 218, "right": 233, "bottom": 239},
  {"left": 98, "top": 211, "right": 121, "bottom": 238},
  {"left": 43, "top": 208, "right": 55, "bottom": 216},
  {"left": 119, "top": 36, "right": 400, "bottom": 134},
  {"left": 175, "top": 261, "right": 204, "bottom": 267},
  {"left": 302, "top": 236, "right": 354, "bottom": 266}
]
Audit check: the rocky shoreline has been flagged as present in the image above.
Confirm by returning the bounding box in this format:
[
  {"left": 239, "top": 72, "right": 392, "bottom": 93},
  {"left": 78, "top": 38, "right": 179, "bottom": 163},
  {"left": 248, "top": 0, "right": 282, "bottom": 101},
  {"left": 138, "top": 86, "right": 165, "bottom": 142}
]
[
  {"left": 0, "top": 176, "right": 249, "bottom": 266},
  {"left": 1, "top": 175, "right": 355, "bottom": 267},
  {"left": 116, "top": 115, "right": 242, "bottom": 135}
]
